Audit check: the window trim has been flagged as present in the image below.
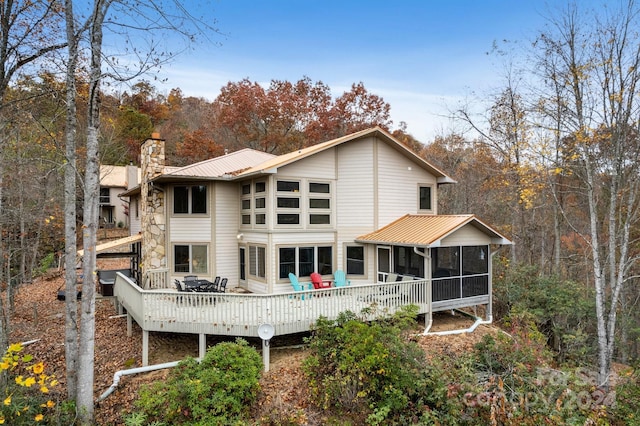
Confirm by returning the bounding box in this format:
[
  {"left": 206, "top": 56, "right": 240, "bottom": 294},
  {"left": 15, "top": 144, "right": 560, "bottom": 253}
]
[
  {"left": 278, "top": 245, "right": 333, "bottom": 280},
  {"left": 172, "top": 184, "right": 209, "bottom": 216},
  {"left": 248, "top": 245, "right": 266, "bottom": 280},
  {"left": 418, "top": 184, "right": 434, "bottom": 212},
  {"left": 345, "top": 244, "right": 366, "bottom": 276},
  {"left": 173, "top": 243, "right": 209, "bottom": 275},
  {"left": 276, "top": 179, "right": 301, "bottom": 226}
]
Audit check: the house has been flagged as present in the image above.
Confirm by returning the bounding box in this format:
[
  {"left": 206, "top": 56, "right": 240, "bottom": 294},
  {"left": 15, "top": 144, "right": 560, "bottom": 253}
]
[
  {"left": 99, "top": 164, "right": 140, "bottom": 228},
  {"left": 115, "top": 127, "right": 512, "bottom": 365}
]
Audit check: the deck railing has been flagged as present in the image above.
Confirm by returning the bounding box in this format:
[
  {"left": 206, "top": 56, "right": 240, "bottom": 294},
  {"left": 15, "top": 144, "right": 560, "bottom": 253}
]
[
  {"left": 144, "top": 268, "right": 169, "bottom": 289},
  {"left": 115, "top": 274, "right": 431, "bottom": 338}
]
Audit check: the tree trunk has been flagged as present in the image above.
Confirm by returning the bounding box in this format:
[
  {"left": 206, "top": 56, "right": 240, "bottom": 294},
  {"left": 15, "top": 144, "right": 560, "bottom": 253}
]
[
  {"left": 77, "top": 2, "right": 111, "bottom": 423},
  {"left": 63, "top": 0, "right": 79, "bottom": 402}
]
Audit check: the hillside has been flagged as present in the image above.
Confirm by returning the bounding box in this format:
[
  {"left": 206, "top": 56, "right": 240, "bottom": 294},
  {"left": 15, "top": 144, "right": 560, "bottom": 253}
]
[{"left": 7, "top": 263, "right": 498, "bottom": 425}]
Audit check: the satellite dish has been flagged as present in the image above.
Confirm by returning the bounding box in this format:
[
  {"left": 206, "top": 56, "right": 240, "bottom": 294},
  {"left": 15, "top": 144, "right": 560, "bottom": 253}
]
[{"left": 258, "top": 323, "right": 275, "bottom": 340}]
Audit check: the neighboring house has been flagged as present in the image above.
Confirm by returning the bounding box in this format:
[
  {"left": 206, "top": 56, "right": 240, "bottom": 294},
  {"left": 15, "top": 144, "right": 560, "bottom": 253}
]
[
  {"left": 116, "top": 127, "right": 512, "bottom": 365},
  {"left": 99, "top": 164, "right": 140, "bottom": 228}
]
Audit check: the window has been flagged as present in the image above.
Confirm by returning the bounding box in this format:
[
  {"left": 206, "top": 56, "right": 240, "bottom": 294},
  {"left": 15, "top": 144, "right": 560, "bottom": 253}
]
[
  {"left": 174, "top": 244, "right": 208, "bottom": 274},
  {"left": 419, "top": 185, "right": 432, "bottom": 211},
  {"left": 277, "top": 180, "right": 301, "bottom": 225},
  {"left": 249, "top": 245, "right": 266, "bottom": 278},
  {"left": 309, "top": 181, "right": 331, "bottom": 226},
  {"left": 278, "top": 246, "right": 333, "bottom": 279},
  {"left": 241, "top": 180, "right": 267, "bottom": 227},
  {"left": 99, "top": 187, "right": 110, "bottom": 204},
  {"left": 346, "top": 246, "right": 365, "bottom": 275},
  {"left": 174, "top": 185, "right": 207, "bottom": 214},
  {"left": 239, "top": 247, "right": 246, "bottom": 281}
]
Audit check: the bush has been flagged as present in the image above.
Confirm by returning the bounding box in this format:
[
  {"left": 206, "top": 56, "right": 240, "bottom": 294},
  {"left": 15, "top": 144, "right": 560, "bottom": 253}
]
[
  {"left": 134, "top": 338, "right": 263, "bottom": 425},
  {"left": 0, "top": 343, "right": 73, "bottom": 425},
  {"left": 303, "top": 306, "right": 465, "bottom": 425}
]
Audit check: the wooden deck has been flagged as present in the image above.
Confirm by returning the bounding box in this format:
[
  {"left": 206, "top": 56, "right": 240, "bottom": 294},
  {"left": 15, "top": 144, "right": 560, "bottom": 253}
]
[{"left": 113, "top": 273, "right": 489, "bottom": 365}]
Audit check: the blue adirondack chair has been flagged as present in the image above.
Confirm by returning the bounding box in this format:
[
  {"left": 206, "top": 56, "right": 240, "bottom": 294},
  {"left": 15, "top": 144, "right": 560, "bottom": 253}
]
[
  {"left": 288, "top": 273, "right": 312, "bottom": 299},
  {"left": 334, "top": 270, "right": 351, "bottom": 287}
]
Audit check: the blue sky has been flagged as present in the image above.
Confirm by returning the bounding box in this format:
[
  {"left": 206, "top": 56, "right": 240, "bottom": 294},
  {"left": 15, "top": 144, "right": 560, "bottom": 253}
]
[{"left": 149, "top": 1, "right": 568, "bottom": 142}]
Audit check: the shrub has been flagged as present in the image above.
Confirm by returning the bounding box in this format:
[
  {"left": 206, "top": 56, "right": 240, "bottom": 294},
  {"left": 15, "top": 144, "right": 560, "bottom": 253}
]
[
  {"left": 134, "top": 338, "right": 263, "bottom": 425},
  {"left": 0, "top": 343, "right": 72, "bottom": 425},
  {"left": 303, "top": 306, "right": 465, "bottom": 425}
]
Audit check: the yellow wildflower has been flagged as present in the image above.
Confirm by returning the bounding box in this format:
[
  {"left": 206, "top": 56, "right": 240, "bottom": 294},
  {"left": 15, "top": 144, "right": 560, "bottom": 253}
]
[
  {"left": 0, "top": 416, "right": 4, "bottom": 424},
  {"left": 0, "top": 360, "right": 9, "bottom": 370},
  {"left": 33, "top": 362, "right": 44, "bottom": 374},
  {"left": 24, "top": 377, "right": 36, "bottom": 387},
  {"left": 3, "top": 396, "right": 10, "bottom": 406},
  {"left": 49, "top": 379, "right": 58, "bottom": 387},
  {"left": 8, "top": 343, "right": 22, "bottom": 353},
  {"left": 40, "top": 385, "right": 49, "bottom": 394},
  {"left": 15, "top": 375, "right": 24, "bottom": 385},
  {"left": 35, "top": 414, "right": 44, "bottom": 422},
  {"left": 40, "top": 400, "right": 55, "bottom": 408}
]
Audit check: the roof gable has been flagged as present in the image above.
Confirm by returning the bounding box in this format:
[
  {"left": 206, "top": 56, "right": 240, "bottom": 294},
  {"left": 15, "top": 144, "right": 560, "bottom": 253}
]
[
  {"left": 163, "top": 148, "right": 276, "bottom": 179},
  {"left": 237, "top": 127, "right": 456, "bottom": 183},
  {"left": 355, "top": 214, "right": 512, "bottom": 247}
]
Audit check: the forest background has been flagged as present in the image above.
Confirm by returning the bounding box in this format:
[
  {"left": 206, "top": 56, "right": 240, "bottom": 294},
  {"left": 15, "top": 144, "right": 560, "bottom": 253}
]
[{"left": 1, "top": 0, "right": 640, "bottom": 423}]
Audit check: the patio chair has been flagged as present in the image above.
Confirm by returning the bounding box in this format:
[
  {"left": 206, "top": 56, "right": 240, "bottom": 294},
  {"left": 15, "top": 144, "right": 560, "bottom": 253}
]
[
  {"left": 218, "top": 278, "right": 228, "bottom": 293},
  {"left": 194, "top": 276, "right": 220, "bottom": 292},
  {"left": 288, "top": 273, "right": 312, "bottom": 299},
  {"left": 386, "top": 273, "right": 399, "bottom": 282},
  {"left": 310, "top": 272, "right": 332, "bottom": 289},
  {"left": 174, "top": 279, "right": 185, "bottom": 292},
  {"left": 333, "top": 270, "right": 351, "bottom": 287}
]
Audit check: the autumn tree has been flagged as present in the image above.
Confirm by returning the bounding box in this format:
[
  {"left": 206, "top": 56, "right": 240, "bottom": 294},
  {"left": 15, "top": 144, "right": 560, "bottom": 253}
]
[
  {"left": 212, "top": 77, "right": 392, "bottom": 154},
  {"left": 531, "top": 0, "right": 640, "bottom": 387},
  {"left": 175, "top": 129, "right": 225, "bottom": 166}
]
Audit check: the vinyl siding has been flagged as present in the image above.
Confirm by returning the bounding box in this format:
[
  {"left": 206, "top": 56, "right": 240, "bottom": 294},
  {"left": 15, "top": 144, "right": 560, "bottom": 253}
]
[
  {"left": 169, "top": 217, "right": 212, "bottom": 242},
  {"left": 376, "top": 141, "right": 437, "bottom": 226},
  {"left": 213, "top": 182, "right": 240, "bottom": 286},
  {"left": 336, "top": 138, "right": 375, "bottom": 229},
  {"left": 441, "top": 225, "right": 491, "bottom": 246}
]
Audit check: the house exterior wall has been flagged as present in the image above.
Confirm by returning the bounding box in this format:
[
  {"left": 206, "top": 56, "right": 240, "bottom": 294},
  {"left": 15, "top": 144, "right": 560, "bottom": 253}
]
[
  {"left": 129, "top": 195, "right": 141, "bottom": 236},
  {"left": 441, "top": 225, "right": 491, "bottom": 246}
]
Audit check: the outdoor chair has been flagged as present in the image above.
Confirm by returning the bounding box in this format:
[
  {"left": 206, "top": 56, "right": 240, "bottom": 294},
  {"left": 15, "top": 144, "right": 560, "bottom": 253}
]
[
  {"left": 386, "top": 273, "right": 399, "bottom": 282},
  {"left": 333, "top": 270, "right": 351, "bottom": 287},
  {"left": 288, "top": 273, "right": 312, "bottom": 299},
  {"left": 218, "top": 278, "right": 228, "bottom": 293},
  {"left": 310, "top": 272, "right": 332, "bottom": 289},
  {"left": 174, "top": 279, "right": 185, "bottom": 292}
]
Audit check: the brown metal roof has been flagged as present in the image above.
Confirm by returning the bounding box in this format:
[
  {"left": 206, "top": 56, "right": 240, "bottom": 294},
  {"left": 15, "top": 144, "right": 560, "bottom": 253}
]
[
  {"left": 355, "top": 214, "right": 512, "bottom": 247},
  {"left": 163, "top": 148, "right": 276, "bottom": 179}
]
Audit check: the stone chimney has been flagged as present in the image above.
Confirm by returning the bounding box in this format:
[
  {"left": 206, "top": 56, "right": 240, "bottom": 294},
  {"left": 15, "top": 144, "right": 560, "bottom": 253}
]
[{"left": 140, "top": 133, "right": 166, "bottom": 276}]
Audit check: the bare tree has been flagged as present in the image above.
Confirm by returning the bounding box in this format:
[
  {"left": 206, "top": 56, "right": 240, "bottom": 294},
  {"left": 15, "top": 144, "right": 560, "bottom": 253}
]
[{"left": 533, "top": 0, "right": 640, "bottom": 388}]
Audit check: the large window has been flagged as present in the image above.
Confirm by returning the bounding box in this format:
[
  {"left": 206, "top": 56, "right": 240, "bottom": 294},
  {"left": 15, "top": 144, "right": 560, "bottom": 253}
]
[
  {"left": 240, "top": 181, "right": 267, "bottom": 227},
  {"left": 346, "top": 245, "right": 365, "bottom": 275},
  {"left": 419, "top": 185, "right": 433, "bottom": 211},
  {"left": 174, "top": 244, "right": 208, "bottom": 274},
  {"left": 279, "top": 246, "right": 333, "bottom": 278},
  {"left": 249, "top": 245, "right": 266, "bottom": 278},
  {"left": 174, "top": 185, "right": 207, "bottom": 214}
]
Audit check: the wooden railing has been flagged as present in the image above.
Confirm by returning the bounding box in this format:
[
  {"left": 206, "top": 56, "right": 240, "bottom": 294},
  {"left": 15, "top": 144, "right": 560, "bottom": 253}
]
[
  {"left": 114, "top": 274, "right": 431, "bottom": 338},
  {"left": 144, "top": 268, "right": 169, "bottom": 289}
]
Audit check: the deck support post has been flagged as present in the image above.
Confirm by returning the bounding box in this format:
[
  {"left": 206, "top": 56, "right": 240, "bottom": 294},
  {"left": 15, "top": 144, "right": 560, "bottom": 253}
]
[
  {"left": 142, "top": 330, "right": 149, "bottom": 366},
  {"left": 199, "top": 334, "right": 206, "bottom": 359},
  {"left": 127, "top": 313, "right": 132, "bottom": 337}
]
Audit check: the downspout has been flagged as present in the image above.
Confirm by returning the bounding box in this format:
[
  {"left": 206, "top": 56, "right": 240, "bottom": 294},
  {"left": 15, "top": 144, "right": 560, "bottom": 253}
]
[
  {"left": 413, "top": 246, "right": 433, "bottom": 334},
  {"left": 96, "top": 360, "right": 182, "bottom": 403}
]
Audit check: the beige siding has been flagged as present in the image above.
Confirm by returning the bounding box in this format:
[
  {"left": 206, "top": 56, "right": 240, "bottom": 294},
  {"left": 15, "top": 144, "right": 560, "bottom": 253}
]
[
  {"left": 169, "top": 217, "right": 212, "bottom": 242},
  {"left": 441, "top": 225, "right": 491, "bottom": 246},
  {"left": 336, "top": 138, "right": 375, "bottom": 228},
  {"left": 278, "top": 148, "right": 336, "bottom": 179},
  {"left": 376, "top": 141, "right": 437, "bottom": 225},
  {"left": 213, "top": 183, "right": 240, "bottom": 286},
  {"left": 129, "top": 196, "right": 141, "bottom": 235}
]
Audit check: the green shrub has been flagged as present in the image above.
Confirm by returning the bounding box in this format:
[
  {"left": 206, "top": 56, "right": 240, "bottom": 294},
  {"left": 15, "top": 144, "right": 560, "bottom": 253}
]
[
  {"left": 34, "top": 252, "right": 56, "bottom": 277},
  {"left": 303, "top": 306, "right": 465, "bottom": 425},
  {"left": 614, "top": 366, "right": 640, "bottom": 425},
  {"left": 134, "top": 338, "right": 263, "bottom": 425}
]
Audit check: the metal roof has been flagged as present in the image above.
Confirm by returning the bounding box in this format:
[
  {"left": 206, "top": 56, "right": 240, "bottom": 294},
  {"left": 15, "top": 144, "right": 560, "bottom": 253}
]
[
  {"left": 162, "top": 148, "right": 276, "bottom": 179},
  {"left": 355, "top": 214, "right": 512, "bottom": 247}
]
